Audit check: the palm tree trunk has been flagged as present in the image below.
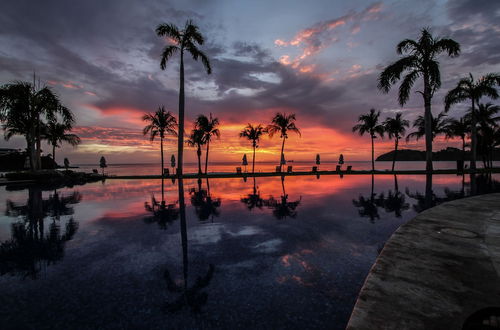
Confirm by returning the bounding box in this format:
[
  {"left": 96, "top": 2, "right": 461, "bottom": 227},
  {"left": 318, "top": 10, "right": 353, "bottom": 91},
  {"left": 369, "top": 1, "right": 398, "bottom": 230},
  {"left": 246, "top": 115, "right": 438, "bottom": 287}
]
[
  {"left": 204, "top": 139, "right": 210, "bottom": 174},
  {"left": 197, "top": 146, "right": 202, "bottom": 174},
  {"left": 423, "top": 78, "right": 433, "bottom": 172},
  {"left": 371, "top": 135, "right": 375, "bottom": 172},
  {"left": 177, "top": 51, "right": 185, "bottom": 177},
  {"left": 252, "top": 142, "right": 256, "bottom": 174},
  {"left": 470, "top": 99, "right": 477, "bottom": 171},
  {"left": 52, "top": 144, "right": 56, "bottom": 169},
  {"left": 35, "top": 112, "right": 41, "bottom": 171},
  {"left": 394, "top": 174, "right": 399, "bottom": 192},
  {"left": 392, "top": 138, "right": 398, "bottom": 172},
  {"left": 160, "top": 137, "right": 164, "bottom": 178},
  {"left": 28, "top": 130, "right": 36, "bottom": 171},
  {"left": 462, "top": 137, "right": 466, "bottom": 161},
  {"left": 280, "top": 137, "right": 286, "bottom": 172}
]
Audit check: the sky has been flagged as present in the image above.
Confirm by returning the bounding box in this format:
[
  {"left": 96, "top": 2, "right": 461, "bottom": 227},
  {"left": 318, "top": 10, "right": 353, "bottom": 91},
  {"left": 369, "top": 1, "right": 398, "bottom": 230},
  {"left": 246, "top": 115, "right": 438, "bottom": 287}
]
[{"left": 0, "top": 0, "right": 499, "bottom": 165}]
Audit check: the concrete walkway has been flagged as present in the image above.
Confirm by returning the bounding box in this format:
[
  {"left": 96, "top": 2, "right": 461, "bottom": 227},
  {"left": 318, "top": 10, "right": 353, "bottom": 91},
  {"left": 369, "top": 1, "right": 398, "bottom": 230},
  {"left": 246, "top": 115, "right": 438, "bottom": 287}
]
[{"left": 347, "top": 193, "right": 500, "bottom": 330}]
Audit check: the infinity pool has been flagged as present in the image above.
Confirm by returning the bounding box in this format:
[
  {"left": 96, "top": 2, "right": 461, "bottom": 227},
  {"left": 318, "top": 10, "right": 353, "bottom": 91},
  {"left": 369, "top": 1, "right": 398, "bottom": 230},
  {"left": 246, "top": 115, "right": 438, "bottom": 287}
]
[{"left": 0, "top": 174, "right": 498, "bottom": 329}]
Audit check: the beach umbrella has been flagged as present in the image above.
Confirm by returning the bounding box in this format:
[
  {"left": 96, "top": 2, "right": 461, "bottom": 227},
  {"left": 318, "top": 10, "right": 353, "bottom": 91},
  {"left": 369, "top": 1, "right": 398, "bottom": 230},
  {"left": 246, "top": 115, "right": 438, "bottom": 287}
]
[
  {"left": 339, "top": 154, "right": 344, "bottom": 165},
  {"left": 316, "top": 154, "right": 320, "bottom": 165},
  {"left": 242, "top": 154, "right": 248, "bottom": 172},
  {"left": 280, "top": 153, "right": 286, "bottom": 165},
  {"left": 171, "top": 155, "right": 176, "bottom": 168}
]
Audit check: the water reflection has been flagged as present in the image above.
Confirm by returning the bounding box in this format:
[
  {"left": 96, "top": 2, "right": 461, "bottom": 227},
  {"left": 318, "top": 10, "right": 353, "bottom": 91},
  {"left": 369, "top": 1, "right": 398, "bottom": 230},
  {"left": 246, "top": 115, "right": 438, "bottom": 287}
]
[
  {"left": 1, "top": 187, "right": 80, "bottom": 278},
  {"left": 144, "top": 178, "right": 179, "bottom": 229},
  {"left": 189, "top": 178, "right": 222, "bottom": 222},
  {"left": 240, "top": 177, "right": 264, "bottom": 211},
  {"left": 263, "top": 176, "right": 301, "bottom": 220},
  {"left": 163, "top": 178, "right": 215, "bottom": 313},
  {"left": 352, "top": 175, "right": 380, "bottom": 222}
]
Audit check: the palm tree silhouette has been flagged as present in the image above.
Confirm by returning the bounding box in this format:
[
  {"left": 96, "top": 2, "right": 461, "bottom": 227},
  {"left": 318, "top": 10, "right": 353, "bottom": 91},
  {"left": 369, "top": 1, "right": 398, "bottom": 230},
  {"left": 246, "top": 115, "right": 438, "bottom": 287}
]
[
  {"left": 142, "top": 106, "right": 178, "bottom": 177},
  {"left": 406, "top": 112, "right": 449, "bottom": 143},
  {"left": 383, "top": 113, "right": 410, "bottom": 171},
  {"left": 266, "top": 113, "right": 301, "bottom": 172},
  {"left": 376, "top": 190, "right": 410, "bottom": 218},
  {"left": 241, "top": 177, "right": 264, "bottom": 211},
  {"left": 195, "top": 114, "right": 220, "bottom": 174},
  {"left": 239, "top": 124, "right": 265, "bottom": 174},
  {"left": 144, "top": 179, "right": 179, "bottom": 229},
  {"left": 0, "top": 81, "right": 75, "bottom": 170},
  {"left": 42, "top": 120, "right": 81, "bottom": 166},
  {"left": 379, "top": 28, "right": 460, "bottom": 172},
  {"left": 352, "top": 109, "right": 384, "bottom": 171},
  {"left": 445, "top": 73, "right": 500, "bottom": 170},
  {"left": 156, "top": 20, "right": 212, "bottom": 176},
  {"left": 444, "top": 117, "right": 470, "bottom": 161},
  {"left": 352, "top": 175, "right": 380, "bottom": 222},
  {"left": 186, "top": 129, "right": 205, "bottom": 175}
]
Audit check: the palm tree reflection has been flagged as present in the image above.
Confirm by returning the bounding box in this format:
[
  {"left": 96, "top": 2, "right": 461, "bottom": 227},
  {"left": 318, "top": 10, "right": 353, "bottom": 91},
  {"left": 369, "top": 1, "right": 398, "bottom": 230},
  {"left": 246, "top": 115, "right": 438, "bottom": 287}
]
[
  {"left": 189, "top": 178, "right": 221, "bottom": 222},
  {"left": 1, "top": 187, "right": 80, "bottom": 278},
  {"left": 240, "top": 177, "right": 264, "bottom": 211},
  {"left": 144, "top": 178, "right": 179, "bottom": 229},
  {"left": 352, "top": 175, "right": 380, "bottom": 222},
  {"left": 163, "top": 178, "right": 215, "bottom": 313},
  {"left": 264, "top": 176, "right": 301, "bottom": 219}
]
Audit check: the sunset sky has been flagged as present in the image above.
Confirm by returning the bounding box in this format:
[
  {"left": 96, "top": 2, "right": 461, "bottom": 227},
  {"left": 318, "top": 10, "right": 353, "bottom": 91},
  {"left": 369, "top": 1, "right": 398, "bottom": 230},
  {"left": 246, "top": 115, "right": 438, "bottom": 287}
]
[{"left": 0, "top": 0, "right": 499, "bottom": 165}]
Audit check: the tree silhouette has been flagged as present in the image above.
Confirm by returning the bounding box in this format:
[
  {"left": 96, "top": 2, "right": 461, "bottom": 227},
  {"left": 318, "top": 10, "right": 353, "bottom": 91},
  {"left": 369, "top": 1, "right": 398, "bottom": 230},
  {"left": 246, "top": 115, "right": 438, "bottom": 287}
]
[
  {"left": 241, "top": 177, "right": 264, "bottom": 211},
  {"left": 195, "top": 114, "right": 220, "bottom": 174},
  {"left": 239, "top": 124, "right": 265, "bottom": 173},
  {"left": 186, "top": 128, "right": 205, "bottom": 175},
  {"left": 383, "top": 113, "right": 410, "bottom": 171},
  {"left": 266, "top": 113, "right": 301, "bottom": 172},
  {"left": 445, "top": 73, "right": 500, "bottom": 170},
  {"left": 406, "top": 112, "right": 449, "bottom": 142},
  {"left": 264, "top": 177, "right": 301, "bottom": 219},
  {"left": 189, "top": 179, "right": 221, "bottom": 222},
  {"left": 156, "top": 20, "right": 212, "bottom": 176},
  {"left": 352, "top": 109, "right": 384, "bottom": 171},
  {"left": 444, "top": 117, "right": 470, "bottom": 160},
  {"left": 143, "top": 106, "right": 178, "bottom": 177},
  {"left": 42, "top": 119, "right": 80, "bottom": 166},
  {"left": 379, "top": 28, "right": 460, "bottom": 171},
  {"left": 0, "top": 81, "right": 75, "bottom": 170}
]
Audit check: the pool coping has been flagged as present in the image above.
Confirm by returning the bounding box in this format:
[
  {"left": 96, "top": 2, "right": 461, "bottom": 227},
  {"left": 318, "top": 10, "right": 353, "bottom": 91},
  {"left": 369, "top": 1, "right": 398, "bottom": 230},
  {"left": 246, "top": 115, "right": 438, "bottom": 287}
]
[{"left": 346, "top": 193, "right": 500, "bottom": 330}]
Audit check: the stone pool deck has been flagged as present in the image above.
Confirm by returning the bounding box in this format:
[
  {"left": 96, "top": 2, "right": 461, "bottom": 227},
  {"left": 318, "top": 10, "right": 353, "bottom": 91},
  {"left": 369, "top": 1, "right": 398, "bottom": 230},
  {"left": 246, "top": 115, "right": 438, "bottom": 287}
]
[{"left": 346, "top": 193, "right": 500, "bottom": 330}]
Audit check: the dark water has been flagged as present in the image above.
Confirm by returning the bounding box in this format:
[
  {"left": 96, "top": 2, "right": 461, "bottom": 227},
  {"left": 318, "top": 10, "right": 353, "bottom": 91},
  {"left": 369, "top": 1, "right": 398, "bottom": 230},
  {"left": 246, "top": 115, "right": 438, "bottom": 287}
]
[{"left": 0, "top": 174, "right": 499, "bottom": 329}]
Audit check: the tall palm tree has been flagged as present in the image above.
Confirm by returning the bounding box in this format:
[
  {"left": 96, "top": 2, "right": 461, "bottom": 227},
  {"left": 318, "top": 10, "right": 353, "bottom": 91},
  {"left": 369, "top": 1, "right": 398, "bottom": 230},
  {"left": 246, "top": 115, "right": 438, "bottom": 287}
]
[
  {"left": 156, "top": 20, "right": 212, "bottom": 176},
  {"left": 378, "top": 28, "right": 460, "bottom": 172},
  {"left": 186, "top": 128, "right": 205, "bottom": 174},
  {"left": 444, "top": 117, "right": 470, "bottom": 160},
  {"left": 383, "top": 113, "right": 410, "bottom": 171},
  {"left": 444, "top": 73, "right": 500, "bottom": 170},
  {"left": 0, "top": 81, "right": 74, "bottom": 170},
  {"left": 266, "top": 113, "right": 301, "bottom": 172},
  {"left": 352, "top": 109, "right": 385, "bottom": 171},
  {"left": 42, "top": 120, "right": 81, "bottom": 165},
  {"left": 239, "top": 123, "right": 265, "bottom": 173},
  {"left": 142, "top": 106, "right": 178, "bottom": 177},
  {"left": 195, "top": 114, "right": 220, "bottom": 174},
  {"left": 406, "top": 112, "right": 449, "bottom": 143}
]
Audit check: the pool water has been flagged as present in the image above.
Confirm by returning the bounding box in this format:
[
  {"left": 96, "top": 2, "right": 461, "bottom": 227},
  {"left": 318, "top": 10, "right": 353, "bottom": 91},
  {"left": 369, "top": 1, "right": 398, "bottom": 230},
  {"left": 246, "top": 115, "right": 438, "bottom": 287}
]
[{"left": 0, "top": 174, "right": 498, "bottom": 329}]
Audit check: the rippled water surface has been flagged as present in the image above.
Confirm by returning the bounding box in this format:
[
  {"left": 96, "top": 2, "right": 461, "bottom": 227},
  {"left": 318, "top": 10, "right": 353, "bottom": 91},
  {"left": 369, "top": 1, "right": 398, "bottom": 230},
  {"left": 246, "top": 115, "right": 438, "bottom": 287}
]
[{"left": 0, "top": 173, "right": 499, "bottom": 329}]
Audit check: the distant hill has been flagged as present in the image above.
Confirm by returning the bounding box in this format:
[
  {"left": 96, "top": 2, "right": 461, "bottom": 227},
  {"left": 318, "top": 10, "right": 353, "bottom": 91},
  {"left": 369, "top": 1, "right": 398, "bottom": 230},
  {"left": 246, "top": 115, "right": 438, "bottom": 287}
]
[{"left": 376, "top": 147, "right": 500, "bottom": 161}]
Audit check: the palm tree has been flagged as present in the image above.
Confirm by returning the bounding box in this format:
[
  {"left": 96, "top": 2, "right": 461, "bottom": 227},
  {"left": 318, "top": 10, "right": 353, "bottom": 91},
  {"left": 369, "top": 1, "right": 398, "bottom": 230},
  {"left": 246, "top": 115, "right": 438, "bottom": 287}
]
[
  {"left": 444, "top": 73, "right": 500, "bottom": 170},
  {"left": 42, "top": 120, "right": 81, "bottom": 165},
  {"left": 0, "top": 81, "right": 74, "bottom": 170},
  {"left": 142, "top": 106, "right": 178, "bottom": 177},
  {"left": 352, "top": 109, "right": 385, "bottom": 171},
  {"left": 156, "top": 20, "right": 212, "bottom": 176},
  {"left": 378, "top": 28, "right": 460, "bottom": 171},
  {"left": 195, "top": 114, "right": 220, "bottom": 174},
  {"left": 266, "top": 113, "right": 301, "bottom": 172},
  {"left": 239, "top": 123, "right": 265, "bottom": 173},
  {"left": 383, "top": 113, "right": 410, "bottom": 171},
  {"left": 406, "top": 112, "right": 449, "bottom": 142},
  {"left": 444, "top": 117, "right": 470, "bottom": 160},
  {"left": 186, "top": 128, "right": 205, "bottom": 174}
]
